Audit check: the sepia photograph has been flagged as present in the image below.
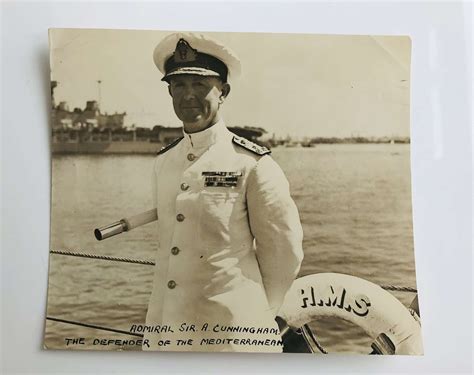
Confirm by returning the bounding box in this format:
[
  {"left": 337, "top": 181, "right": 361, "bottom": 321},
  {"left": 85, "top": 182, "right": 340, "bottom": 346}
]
[{"left": 44, "top": 28, "right": 422, "bottom": 354}]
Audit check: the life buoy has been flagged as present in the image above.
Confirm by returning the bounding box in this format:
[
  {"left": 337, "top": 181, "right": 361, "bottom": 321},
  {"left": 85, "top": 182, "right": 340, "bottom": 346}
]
[{"left": 278, "top": 273, "right": 423, "bottom": 355}]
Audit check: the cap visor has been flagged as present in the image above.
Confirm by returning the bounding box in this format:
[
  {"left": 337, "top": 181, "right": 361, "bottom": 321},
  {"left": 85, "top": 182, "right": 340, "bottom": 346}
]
[{"left": 162, "top": 67, "right": 221, "bottom": 81}]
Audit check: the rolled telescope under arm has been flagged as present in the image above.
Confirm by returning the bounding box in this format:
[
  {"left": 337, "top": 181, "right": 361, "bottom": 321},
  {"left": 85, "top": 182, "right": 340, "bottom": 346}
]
[{"left": 94, "top": 209, "right": 158, "bottom": 241}]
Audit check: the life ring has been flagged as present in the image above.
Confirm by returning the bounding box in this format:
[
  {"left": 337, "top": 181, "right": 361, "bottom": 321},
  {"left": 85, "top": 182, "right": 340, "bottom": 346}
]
[{"left": 278, "top": 273, "right": 423, "bottom": 355}]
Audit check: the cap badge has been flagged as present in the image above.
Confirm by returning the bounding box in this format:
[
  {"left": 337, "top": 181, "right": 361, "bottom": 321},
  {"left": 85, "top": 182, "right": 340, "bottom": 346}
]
[{"left": 174, "top": 39, "right": 198, "bottom": 63}]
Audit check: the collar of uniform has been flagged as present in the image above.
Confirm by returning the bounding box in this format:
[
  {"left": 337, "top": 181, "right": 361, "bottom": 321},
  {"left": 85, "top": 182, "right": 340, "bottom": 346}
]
[{"left": 183, "top": 120, "right": 229, "bottom": 149}]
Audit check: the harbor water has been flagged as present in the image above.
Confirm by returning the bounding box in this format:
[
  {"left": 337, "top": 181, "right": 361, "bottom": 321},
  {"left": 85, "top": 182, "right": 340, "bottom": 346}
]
[{"left": 45, "top": 144, "right": 418, "bottom": 353}]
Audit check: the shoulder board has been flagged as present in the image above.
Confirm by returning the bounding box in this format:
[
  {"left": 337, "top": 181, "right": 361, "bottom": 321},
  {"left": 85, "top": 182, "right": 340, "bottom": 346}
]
[
  {"left": 157, "top": 137, "right": 183, "bottom": 155},
  {"left": 232, "top": 136, "right": 271, "bottom": 156}
]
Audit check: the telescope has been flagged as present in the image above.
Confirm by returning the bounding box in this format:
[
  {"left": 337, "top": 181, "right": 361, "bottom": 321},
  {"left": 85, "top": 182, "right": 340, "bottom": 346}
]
[{"left": 94, "top": 209, "right": 158, "bottom": 241}]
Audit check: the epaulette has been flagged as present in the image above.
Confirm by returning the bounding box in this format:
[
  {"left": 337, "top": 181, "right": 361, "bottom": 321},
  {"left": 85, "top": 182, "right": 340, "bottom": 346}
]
[
  {"left": 232, "top": 135, "right": 271, "bottom": 156},
  {"left": 157, "top": 137, "right": 183, "bottom": 155}
]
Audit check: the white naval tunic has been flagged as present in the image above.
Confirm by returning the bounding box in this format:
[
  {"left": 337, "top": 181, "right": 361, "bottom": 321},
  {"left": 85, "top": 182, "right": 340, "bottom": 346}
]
[{"left": 144, "top": 120, "right": 303, "bottom": 352}]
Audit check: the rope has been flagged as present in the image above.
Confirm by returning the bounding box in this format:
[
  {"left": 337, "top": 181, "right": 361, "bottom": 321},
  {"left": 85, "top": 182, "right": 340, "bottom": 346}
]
[
  {"left": 47, "top": 250, "right": 417, "bottom": 353},
  {"left": 46, "top": 316, "right": 144, "bottom": 338},
  {"left": 380, "top": 285, "right": 417, "bottom": 293},
  {"left": 49, "top": 251, "right": 417, "bottom": 292},
  {"left": 50, "top": 250, "right": 155, "bottom": 266}
]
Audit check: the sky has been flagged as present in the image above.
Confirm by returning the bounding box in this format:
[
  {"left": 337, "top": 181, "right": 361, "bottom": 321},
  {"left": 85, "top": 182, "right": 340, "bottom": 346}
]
[{"left": 50, "top": 29, "right": 411, "bottom": 138}]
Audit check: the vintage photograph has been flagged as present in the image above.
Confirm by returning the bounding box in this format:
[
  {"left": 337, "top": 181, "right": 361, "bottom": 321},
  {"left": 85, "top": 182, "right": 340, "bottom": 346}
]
[{"left": 44, "top": 28, "right": 422, "bottom": 354}]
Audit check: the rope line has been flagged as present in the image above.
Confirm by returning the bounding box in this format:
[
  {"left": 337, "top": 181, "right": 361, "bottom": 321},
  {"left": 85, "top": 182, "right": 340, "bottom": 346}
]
[
  {"left": 50, "top": 250, "right": 155, "bottom": 266},
  {"left": 49, "top": 251, "right": 417, "bottom": 292},
  {"left": 46, "top": 316, "right": 144, "bottom": 338},
  {"left": 380, "top": 285, "right": 417, "bottom": 293}
]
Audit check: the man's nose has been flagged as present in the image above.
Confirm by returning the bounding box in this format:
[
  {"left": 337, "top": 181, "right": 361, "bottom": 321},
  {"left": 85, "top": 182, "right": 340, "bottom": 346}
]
[{"left": 183, "top": 85, "right": 196, "bottom": 100}]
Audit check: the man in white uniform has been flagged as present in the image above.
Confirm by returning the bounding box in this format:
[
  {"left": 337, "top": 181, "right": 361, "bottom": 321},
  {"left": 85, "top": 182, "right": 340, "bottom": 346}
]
[{"left": 144, "top": 32, "right": 304, "bottom": 352}]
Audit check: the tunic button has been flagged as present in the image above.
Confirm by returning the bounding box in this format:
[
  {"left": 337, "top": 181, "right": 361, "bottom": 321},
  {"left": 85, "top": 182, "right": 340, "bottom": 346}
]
[
  {"left": 167, "top": 280, "right": 176, "bottom": 289},
  {"left": 176, "top": 213, "right": 185, "bottom": 222},
  {"left": 187, "top": 153, "right": 196, "bottom": 161},
  {"left": 171, "top": 246, "right": 180, "bottom": 255},
  {"left": 180, "top": 183, "right": 189, "bottom": 191}
]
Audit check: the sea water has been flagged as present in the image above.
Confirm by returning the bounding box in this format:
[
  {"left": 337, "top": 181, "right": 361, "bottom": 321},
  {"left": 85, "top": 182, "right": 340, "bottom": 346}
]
[{"left": 45, "top": 144, "right": 417, "bottom": 353}]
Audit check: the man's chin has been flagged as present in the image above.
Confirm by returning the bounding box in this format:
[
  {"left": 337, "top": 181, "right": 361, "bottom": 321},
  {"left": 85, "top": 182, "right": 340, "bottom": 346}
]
[
  {"left": 179, "top": 113, "right": 202, "bottom": 123},
  {"left": 180, "top": 108, "right": 202, "bottom": 118},
  {"left": 181, "top": 118, "right": 202, "bottom": 127}
]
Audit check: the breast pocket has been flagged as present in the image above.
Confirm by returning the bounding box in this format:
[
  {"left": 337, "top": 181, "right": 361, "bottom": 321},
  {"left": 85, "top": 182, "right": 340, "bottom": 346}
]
[{"left": 199, "top": 190, "right": 242, "bottom": 247}]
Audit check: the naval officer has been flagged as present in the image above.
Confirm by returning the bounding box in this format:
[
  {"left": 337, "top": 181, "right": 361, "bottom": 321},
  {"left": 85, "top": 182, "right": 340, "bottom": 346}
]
[{"left": 144, "top": 32, "right": 304, "bottom": 352}]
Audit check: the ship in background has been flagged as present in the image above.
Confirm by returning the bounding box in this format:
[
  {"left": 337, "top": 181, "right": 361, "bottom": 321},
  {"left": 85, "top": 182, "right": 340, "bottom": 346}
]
[{"left": 50, "top": 81, "right": 268, "bottom": 154}]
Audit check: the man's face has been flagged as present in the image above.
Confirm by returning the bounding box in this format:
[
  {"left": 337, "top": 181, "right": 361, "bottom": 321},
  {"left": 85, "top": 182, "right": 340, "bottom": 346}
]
[{"left": 168, "top": 75, "right": 230, "bottom": 133}]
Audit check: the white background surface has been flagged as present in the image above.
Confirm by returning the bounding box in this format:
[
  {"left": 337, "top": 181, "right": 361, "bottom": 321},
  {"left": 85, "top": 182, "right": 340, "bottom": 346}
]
[{"left": 1, "top": 1, "right": 472, "bottom": 374}]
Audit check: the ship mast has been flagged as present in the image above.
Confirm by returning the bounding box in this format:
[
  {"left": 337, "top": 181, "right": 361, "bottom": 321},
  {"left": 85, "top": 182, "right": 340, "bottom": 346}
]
[{"left": 97, "top": 80, "right": 102, "bottom": 112}]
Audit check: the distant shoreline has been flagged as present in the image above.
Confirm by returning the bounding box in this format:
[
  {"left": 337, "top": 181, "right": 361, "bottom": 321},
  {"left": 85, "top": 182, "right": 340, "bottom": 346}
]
[{"left": 51, "top": 141, "right": 409, "bottom": 155}]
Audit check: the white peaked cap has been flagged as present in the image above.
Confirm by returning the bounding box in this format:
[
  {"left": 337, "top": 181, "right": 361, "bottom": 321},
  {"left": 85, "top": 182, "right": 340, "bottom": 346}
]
[{"left": 153, "top": 32, "right": 241, "bottom": 82}]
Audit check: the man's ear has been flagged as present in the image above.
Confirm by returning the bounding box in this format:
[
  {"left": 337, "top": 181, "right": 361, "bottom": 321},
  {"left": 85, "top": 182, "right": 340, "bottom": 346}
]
[{"left": 219, "top": 83, "right": 231, "bottom": 103}]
